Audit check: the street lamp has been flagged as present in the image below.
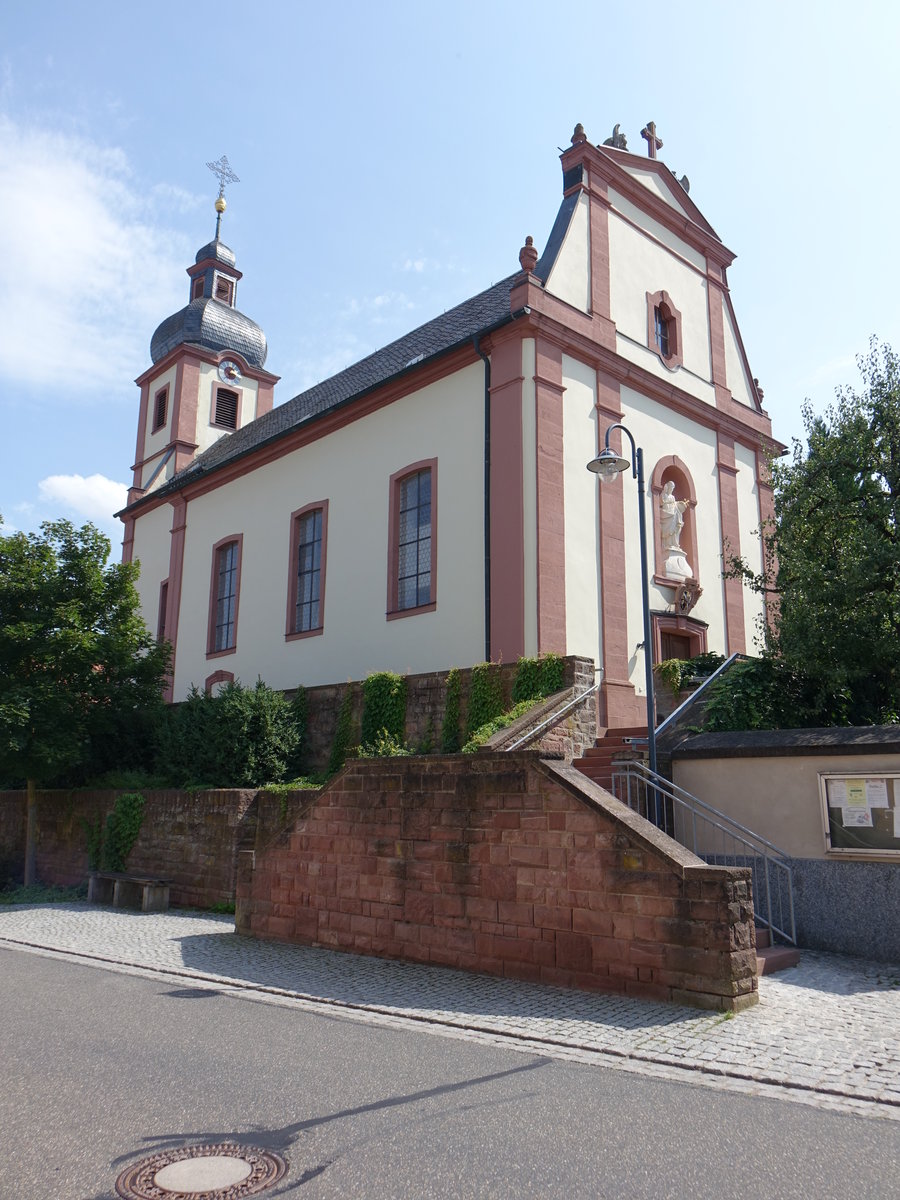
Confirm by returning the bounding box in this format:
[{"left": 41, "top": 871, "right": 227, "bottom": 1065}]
[{"left": 587, "top": 423, "right": 659, "bottom": 822}]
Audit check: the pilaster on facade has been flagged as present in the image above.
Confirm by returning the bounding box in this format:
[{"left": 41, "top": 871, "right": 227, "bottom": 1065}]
[
  {"left": 534, "top": 338, "right": 567, "bottom": 655},
  {"left": 488, "top": 335, "right": 526, "bottom": 663}
]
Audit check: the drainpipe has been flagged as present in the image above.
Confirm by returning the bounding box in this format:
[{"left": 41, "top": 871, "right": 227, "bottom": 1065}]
[{"left": 474, "top": 335, "right": 491, "bottom": 662}]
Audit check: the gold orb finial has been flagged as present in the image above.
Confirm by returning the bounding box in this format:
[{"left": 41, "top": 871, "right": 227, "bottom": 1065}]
[{"left": 215, "top": 196, "right": 227, "bottom": 214}]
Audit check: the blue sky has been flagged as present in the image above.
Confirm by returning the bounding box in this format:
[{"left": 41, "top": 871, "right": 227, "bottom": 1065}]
[{"left": 1, "top": 0, "right": 897, "bottom": 549}]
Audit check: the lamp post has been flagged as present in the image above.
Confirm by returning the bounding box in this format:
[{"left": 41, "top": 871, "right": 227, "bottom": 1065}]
[{"left": 587, "top": 423, "right": 659, "bottom": 823}]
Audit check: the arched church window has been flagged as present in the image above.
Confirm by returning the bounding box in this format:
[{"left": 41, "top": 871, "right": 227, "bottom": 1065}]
[
  {"left": 387, "top": 459, "right": 437, "bottom": 618},
  {"left": 646, "top": 290, "right": 683, "bottom": 370},
  {"left": 286, "top": 501, "right": 328, "bottom": 640}
]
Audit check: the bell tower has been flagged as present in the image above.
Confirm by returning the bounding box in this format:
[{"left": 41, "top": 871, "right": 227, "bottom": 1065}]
[{"left": 127, "top": 156, "right": 278, "bottom": 507}]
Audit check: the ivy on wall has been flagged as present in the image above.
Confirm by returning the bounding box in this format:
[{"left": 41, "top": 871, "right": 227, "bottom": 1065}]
[
  {"left": 440, "top": 668, "right": 462, "bottom": 753},
  {"left": 465, "top": 662, "right": 505, "bottom": 738},
  {"left": 361, "top": 672, "right": 407, "bottom": 747}
]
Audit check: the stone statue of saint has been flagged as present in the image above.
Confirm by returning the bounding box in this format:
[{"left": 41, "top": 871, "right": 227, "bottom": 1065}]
[{"left": 659, "top": 481, "right": 688, "bottom": 551}]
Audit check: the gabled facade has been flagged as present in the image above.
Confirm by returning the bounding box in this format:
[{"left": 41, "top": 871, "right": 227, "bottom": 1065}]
[{"left": 121, "top": 123, "right": 780, "bottom": 725}]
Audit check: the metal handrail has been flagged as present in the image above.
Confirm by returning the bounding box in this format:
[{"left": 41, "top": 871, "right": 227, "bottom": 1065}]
[
  {"left": 505, "top": 673, "right": 603, "bottom": 752},
  {"left": 655, "top": 652, "right": 753, "bottom": 741},
  {"left": 611, "top": 759, "right": 796, "bottom": 945}
]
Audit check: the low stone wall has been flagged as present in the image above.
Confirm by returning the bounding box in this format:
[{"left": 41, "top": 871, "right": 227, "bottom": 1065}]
[
  {"left": 0, "top": 788, "right": 312, "bottom": 909},
  {"left": 236, "top": 754, "right": 758, "bottom": 1011},
  {"left": 295, "top": 656, "right": 595, "bottom": 769}
]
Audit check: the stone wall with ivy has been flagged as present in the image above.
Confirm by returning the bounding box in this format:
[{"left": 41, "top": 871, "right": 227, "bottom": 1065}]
[{"left": 293, "top": 656, "right": 594, "bottom": 770}]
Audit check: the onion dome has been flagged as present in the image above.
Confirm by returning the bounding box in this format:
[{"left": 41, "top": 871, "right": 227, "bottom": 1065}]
[
  {"left": 150, "top": 163, "right": 267, "bottom": 367},
  {"left": 150, "top": 297, "right": 267, "bottom": 367}
]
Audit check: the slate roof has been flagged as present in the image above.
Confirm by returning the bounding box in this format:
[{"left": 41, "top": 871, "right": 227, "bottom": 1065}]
[{"left": 145, "top": 272, "right": 519, "bottom": 504}]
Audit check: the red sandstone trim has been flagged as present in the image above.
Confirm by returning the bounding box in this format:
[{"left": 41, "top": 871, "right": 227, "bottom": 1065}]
[
  {"left": 121, "top": 517, "right": 135, "bottom": 564},
  {"left": 561, "top": 139, "right": 734, "bottom": 268},
  {"left": 589, "top": 177, "right": 612, "bottom": 323},
  {"left": 124, "top": 310, "right": 780, "bottom": 528},
  {"left": 206, "top": 532, "right": 244, "bottom": 659},
  {"left": 489, "top": 337, "right": 526, "bottom": 661},
  {"left": 646, "top": 290, "right": 684, "bottom": 372},
  {"left": 135, "top": 343, "right": 279, "bottom": 389},
  {"left": 651, "top": 613, "right": 708, "bottom": 663},
  {"left": 157, "top": 579, "right": 169, "bottom": 643},
  {"left": 132, "top": 380, "right": 151, "bottom": 490},
  {"left": 188, "top": 257, "right": 243, "bottom": 283},
  {"left": 172, "top": 359, "right": 202, "bottom": 472},
  {"left": 386, "top": 458, "right": 438, "bottom": 620},
  {"left": 285, "top": 499, "right": 329, "bottom": 640},
  {"left": 594, "top": 373, "right": 643, "bottom": 728},
  {"left": 204, "top": 669, "right": 234, "bottom": 694},
  {"left": 649, "top": 455, "right": 699, "bottom": 585},
  {"left": 163, "top": 497, "right": 188, "bottom": 702},
  {"left": 534, "top": 338, "right": 567, "bottom": 654}
]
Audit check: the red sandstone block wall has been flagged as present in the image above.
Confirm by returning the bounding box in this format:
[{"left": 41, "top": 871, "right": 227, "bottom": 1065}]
[
  {"left": 236, "top": 754, "right": 757, "bottom": 1011},
  {"left": 0, "top": 788, "right": 310, "bottom": 909}
]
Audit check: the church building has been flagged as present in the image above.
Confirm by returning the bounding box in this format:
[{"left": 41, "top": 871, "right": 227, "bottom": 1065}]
[{"left": 120, "top": 124, "right": 779, "bottom": 729}]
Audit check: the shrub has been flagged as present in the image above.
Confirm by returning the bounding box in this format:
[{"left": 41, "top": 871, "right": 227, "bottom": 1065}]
[
  {"left": 361, "top": 671, "right": 407, "bottom": 747},
  {"left": 328, "top": 685, "right": 356, "bottom": 775},
  {"left": 512, "top": 654, "right": 565, "bottom": 703},
  {"left": 358, "top": 728, "right": 413, "bottom": 758},
  {"left": 465, "top": 662, "right": 504, "bottom": 737},
  {"left": 157, "top": 678, "right": 301, "bottom": 788},
  {"left": 440, "top": 667, "right": 462, "bottom": 752},
  {"left": 101, "top": 792, "right": 145, "bottom": 872},
  {"left": 461, "top": 698, "right": 542, "bottom": 753}
]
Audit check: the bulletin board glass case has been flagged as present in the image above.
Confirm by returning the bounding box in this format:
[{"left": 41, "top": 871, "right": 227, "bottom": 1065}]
[{"left": 819, "top": 773, "right": 900, "bottom": 857}]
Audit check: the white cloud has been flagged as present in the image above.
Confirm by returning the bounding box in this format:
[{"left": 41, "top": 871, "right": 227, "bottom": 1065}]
[
  {"left": 0, "top": 116, "right": 193, "bottom": 394},
  {"left": 38, "top": 473, "right": 127, "bottom": 523}
]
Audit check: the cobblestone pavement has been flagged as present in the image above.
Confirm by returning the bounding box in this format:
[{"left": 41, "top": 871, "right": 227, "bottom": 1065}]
[{"left": 2, "top": 903, "right": 899, "bottom": 1121}]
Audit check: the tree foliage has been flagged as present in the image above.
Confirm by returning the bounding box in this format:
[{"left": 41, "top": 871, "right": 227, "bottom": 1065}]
[
  {"left": 725, "top": 340, "right": 900, "bottom": 727},
  {"left": 0, "top": 520, "right": 169, "bottom": 787}
]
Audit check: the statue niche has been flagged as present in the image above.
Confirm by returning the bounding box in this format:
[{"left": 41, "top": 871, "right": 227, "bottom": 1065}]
[{"left": 659, "top": 480, "right": 694, "bottom": 582}]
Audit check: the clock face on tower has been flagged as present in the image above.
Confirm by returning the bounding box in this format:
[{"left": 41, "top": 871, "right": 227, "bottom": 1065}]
[{"left": 217, "top": 359, "right": 242, "bottom": 384}]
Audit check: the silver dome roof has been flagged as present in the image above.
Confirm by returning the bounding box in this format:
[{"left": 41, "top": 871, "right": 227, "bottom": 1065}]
[{"left": 150, "top": 297, "right": 268, "bottom": 367}]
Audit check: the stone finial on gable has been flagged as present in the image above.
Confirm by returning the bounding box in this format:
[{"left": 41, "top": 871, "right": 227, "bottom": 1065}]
[
  {"left": 602, "top": 124, "right": 628, "bottom": 150},
  {"left": 519, "top": 235, "right": 539, "bottom": 273},
  {"left": 571, "top": 123, "right": 587, "bottom": 145}
]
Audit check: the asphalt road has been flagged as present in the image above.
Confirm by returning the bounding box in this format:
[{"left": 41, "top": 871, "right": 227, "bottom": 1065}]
[{"left": 2, "top": 947, "right": 898, "bottom": 1200}]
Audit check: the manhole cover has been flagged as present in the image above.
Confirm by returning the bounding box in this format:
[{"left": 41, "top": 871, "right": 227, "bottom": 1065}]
[{"left": 115, "top": 1142, "right": 286, "bottom": 1198}]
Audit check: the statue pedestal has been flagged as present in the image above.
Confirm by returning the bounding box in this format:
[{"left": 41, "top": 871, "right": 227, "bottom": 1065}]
[{"left": 664, "top": 550, "right": 694, "bottom": 582}]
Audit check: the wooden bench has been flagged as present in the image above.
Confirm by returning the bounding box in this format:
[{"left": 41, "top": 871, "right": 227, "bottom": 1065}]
[{"left": 87, "top": 871, "right": 171, "bottom": 913}]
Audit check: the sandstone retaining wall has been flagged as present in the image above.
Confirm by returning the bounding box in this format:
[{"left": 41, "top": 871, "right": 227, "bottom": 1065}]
[{"left": 236, "top": 753, "right": 758, "bottom": 1011}]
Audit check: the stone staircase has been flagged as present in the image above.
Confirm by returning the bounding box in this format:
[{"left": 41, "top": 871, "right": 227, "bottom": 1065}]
[
  {"left": 573, "top": 736, "right": 802, "bottom": 976},
  {"left": 572, "top": 726, "right": 647, "bottom": 791},
  {"left": 755, "top": 926, "right": 801, "bottom": 975}
]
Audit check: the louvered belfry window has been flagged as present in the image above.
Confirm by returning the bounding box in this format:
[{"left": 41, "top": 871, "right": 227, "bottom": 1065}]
[{"left": 214, "top": 388, "right": 238, "bottom": 429}]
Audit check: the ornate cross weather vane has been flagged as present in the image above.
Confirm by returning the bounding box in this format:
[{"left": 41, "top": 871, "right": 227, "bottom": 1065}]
[{"left": 206, "top": 155, "right": 240, "bottom": 237}]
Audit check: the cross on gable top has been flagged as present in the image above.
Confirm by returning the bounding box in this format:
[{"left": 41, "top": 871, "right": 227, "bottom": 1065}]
[{"left": 641, "top": 121, "right": 663, "bottom": 159}]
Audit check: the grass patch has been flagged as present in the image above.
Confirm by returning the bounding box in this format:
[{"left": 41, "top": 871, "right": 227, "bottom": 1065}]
[{"left": 0, "top": 882, "right": 88, "bottom": 905}]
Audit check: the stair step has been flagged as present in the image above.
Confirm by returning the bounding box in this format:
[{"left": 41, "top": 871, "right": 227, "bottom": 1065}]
[{"left": 756, "top": 944, "right": 801, "bottom": 975}]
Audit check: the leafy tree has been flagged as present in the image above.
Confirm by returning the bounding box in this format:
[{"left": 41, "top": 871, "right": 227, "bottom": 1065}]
[
  {"left": 0, "top": 519, "right": 169, "bottom": 882},
  {"left": 725, "top": 340, "right": 900, "bottom": 727}
]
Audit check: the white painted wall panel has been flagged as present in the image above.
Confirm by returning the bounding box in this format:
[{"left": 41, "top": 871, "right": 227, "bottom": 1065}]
[
  {"left": 734, "top": 440, "right": 766, "bottom": 653},
  {"left": 544, "top": 192, "right": 590, "bottom": 313},
  {"left": 169, "top": 364, "right": 485, "bottom": 697},
  {"left": 561, "top": 354, "right": 600, "bottom": 665},
  {"left": 130, "top": 503, "right": 174, "bottom": 636},
  {"left": 722, "top": 300, "right": 756, "bottom": 408}
]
